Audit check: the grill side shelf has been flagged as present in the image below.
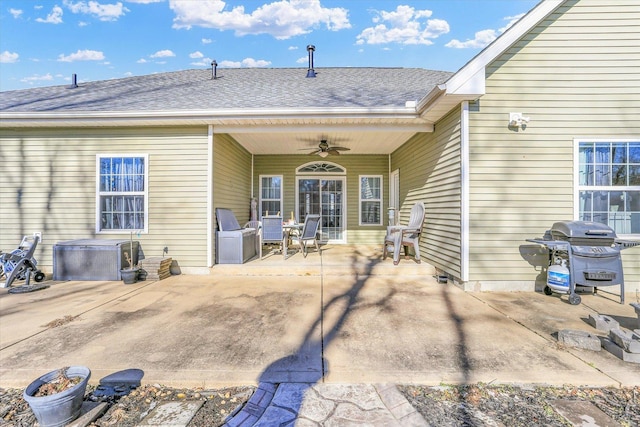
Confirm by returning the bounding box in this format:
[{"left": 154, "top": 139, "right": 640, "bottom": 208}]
[
  {"left": 615, "top": 239, "right": 640, "bottom": 249},
  {"left": 525, "top": 239, "right": 570, "bottom": 251}
]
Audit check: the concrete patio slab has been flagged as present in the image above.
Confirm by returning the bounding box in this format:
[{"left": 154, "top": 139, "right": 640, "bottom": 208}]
[
  {"left": 472, "top": 291, "right": 640, "bottom": 387},
  {"left": 0, "top": 245, "right": 636, "bottom": 390}
]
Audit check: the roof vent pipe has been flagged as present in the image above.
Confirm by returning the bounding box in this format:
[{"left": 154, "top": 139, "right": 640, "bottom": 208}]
[
  {"left": 69, "top": 73, "right": 78, "bottom": 88},
  {"left": 211, "top": 60, "right": 218, "bottom": 80},
  {"left": 306, "top": 45, "right": 316, "bottom": 78}
]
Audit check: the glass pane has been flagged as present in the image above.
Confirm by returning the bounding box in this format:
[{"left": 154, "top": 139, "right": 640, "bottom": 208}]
[
  {"left": 579, "top": 162, "right": 592, "bottom": 186},
  {"left": 134, "top": 158, "right": 145, "bottom": 191},
  {"left": 629, "top": 143, "right": 640, "bottom": 163},
  {"left": 579, "top": 143, "right": 594, "bottom": 164},
  {"left": 361, "top": 201, "right": 380, "bottom": 224},
  {"left": 629, "top": 191, "right": 640, "bottom": 234},
  {"left": 361, "top": 177, "right": 380, "bottom": 199},
  {"left": 595, "top": 143, "right": 610, "bottom": 163},
  {"left": 594, "top": 164, "right": 610, "bottom": 186},
  {"left": 261, "top": 201, "right": 280, "bottom": 216},
  {"left": 100, "top": 195, "right": 144, "bottom": 230},
  {"left": 594, "top": 144, "right": 610, "bottom": 186},
  {"left": 630, "top": 166, "right": 640, "bottom": 186},
  {"left": 612, "top": 143, "right": 627, "bottom": 163},
  {"left": 261, "top": 177, "right": 281, "bottom": 199},
  {"left": 612, "top": 165, "right": 627, "bottom": 186},
  {"left": 100, "top": 158, "right": 111, "bottom": 191},
  {"left": 298, "top": 179, "right": 320, "bottom": 218}
]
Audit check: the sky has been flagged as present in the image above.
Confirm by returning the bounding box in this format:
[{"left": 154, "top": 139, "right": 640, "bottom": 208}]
[{"left": 0, "top": 0, "right": 540, "bottom": 92}]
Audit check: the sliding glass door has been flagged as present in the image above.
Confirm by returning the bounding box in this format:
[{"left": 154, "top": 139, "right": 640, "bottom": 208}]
[{"left": 297, "top": 177, "right": 345, "bottom": 243}]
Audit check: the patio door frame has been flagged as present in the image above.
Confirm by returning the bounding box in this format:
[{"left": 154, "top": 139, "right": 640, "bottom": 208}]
[{"left": 295, "top": 175, "right": 347, "bottom": 244}]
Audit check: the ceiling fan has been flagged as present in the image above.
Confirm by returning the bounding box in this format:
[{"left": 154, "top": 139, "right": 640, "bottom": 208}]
[{"left": 302, "top": 139, "right": 351, "bottom": 157}]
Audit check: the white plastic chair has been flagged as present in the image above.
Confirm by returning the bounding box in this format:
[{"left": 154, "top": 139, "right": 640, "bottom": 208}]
[{"left": 383, "top": 202, "right": 425, "bottom": 265}]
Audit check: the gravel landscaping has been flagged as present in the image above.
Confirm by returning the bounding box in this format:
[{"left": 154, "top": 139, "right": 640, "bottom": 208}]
[{"left": 1, "top": 383, "right": 638, "bottom": 426}]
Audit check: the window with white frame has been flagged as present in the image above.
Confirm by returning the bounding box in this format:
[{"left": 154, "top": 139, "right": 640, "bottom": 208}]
[
  {"left": 260, "top": 175, "right": 282, "bottom": 217},
  {"left": 359, "top": 175, "right": 382, "bottom": 225},
  {"left": 97, "top": 155, "right": 148, "bottom": 232},
  {"left": 577, "top": 140, "right": 640, "bottom": 235}
]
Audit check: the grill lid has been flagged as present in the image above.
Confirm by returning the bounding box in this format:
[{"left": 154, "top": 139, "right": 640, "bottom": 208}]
[{"left": 550, "top": 220, "right": 617, "bottom": 241}]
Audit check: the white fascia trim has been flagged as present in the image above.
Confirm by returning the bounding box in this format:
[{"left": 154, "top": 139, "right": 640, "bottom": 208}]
[
  {"left": 445, "top": 0, "right": 563, "bottom": 95},
  {"left": 416, "top": 84, "right": 447, "bottom": 114},
  {"left": 0, "top": 106, "right": 421, "bottom": 125},
  {"left": 215, "top": 123, "right": 433, "bottom": 133}
]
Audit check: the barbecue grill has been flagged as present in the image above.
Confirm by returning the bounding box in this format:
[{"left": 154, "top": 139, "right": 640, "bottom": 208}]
[{"left": 528, "top": 220, "right": 639, "bottom": 305}]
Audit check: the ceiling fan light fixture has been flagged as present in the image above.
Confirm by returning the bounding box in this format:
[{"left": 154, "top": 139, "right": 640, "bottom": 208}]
[{"left": 318, "top": 151, "right": 329, "bottom": 158}]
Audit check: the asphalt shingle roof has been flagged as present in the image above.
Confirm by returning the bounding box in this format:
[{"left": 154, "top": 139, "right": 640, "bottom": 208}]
[{"left": 0, "top": 67, "right": 453, "bottom": 113}]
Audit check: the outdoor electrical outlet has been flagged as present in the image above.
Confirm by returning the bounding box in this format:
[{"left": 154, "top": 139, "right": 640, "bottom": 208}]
[
  {"left": 34, "top": 231, "right": 42, "bottom": 243},
  {"left": 163, "top": 246, "right": 169, "bottom": 255}
]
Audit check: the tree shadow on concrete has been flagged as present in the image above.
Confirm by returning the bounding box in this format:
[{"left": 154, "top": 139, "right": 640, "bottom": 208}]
[
  {"left": 440, "top": 284, "right": 476, "bottom": 425},
  {"left": 229, "top": 248, "right": 383, "bottom": 425}
]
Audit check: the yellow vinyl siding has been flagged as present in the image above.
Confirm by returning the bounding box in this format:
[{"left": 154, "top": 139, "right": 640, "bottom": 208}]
[
  {"left": 212, "top": 133, "right": 253, "bottom": 263},
  {"left": 253, "top": 154, "right": 388, "bottom": 243},
  {"left": 212, "top": 133, "right": 252, "bottom": 224},
  {"left": 0, "top": 127, "right": 210, "bottom": 270},
  {"left": 391, "top": 107, "right": 463, "bottom": 279},
  {"left": 468, "top": 0, "right": 640, "bottom": 286}
]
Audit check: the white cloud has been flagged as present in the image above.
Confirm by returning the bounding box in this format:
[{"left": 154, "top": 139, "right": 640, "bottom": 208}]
[
  {"left": 150, "top": 49, "right": 175, "bottom": 58},
  {"left": 169, "top": 0, "right": 350, "bottom": 40},
  {"left": 241, "top": 58, "right": 270, "bottom": 67},
  {"left": 191, "top": 57, "right": 213, "bottom": 66},
  {"left": 288, "top": 46, "right": 298, "bottom": 50},
  {"left": 219, "top": 60, "right": 240, "bottom": 67},
  {"left": 57, "top": 49, "right": 106, "bottom": 62},
  {"left": 137, "top": 58, "right": 148, "bottom": 63},
  {"left": 219, "top": 57, "right": 271, "bottom": 68},
  {"left": 125, "top": 0, "right": 163, "bottom": 3},
  {"left": 190, "top": 51, "right": 204, "bottom": 59},
  {"left": 356, "top": 5, "right": 449, "bottom": 46},
  {"left": 446, "top": 13, "right": 524, "bottom": 49},
  {"left": 202, "top": 38, "right": 213, "bottom": 44},
  {"left": 36, "top": 5, "right": 64, "bottom": 24},
  {"left": 9, "top": 8, "right": 23, "bottom": 18},
  {"left": 20, "top": 73, "right": 54, "bottom": 84},
  {"left": 63, "top": 0, "right": 129, "bottom": 21},
  {"left": 0, "top": 51, "right": 19, "bottom": 63},
  {"left": 296, "top": 55, "right": 307, "bottom": 64}
]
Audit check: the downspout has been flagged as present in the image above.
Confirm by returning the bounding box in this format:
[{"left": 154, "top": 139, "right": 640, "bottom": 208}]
[
  {"left": 251, "top": 154, "right": 254, "bottom": 198},
  {"left": 207, "top": 125, "right": 214, "bottom": 267},
  {"left": 460, "top": 102, "right": 470, "bottom": 282}
]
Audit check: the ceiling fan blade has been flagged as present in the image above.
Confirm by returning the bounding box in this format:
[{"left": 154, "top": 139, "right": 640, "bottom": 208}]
[
  {"left": 330, "top": 146, "right": 350, "bottom": 151},
  {"left": 328, "top": 149, "right": 341, "bottom": 155}
]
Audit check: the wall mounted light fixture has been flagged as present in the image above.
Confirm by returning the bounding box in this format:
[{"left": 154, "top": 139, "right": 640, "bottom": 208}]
[{"left": 509, "top": 112, "right": 530, "bottom": 128}]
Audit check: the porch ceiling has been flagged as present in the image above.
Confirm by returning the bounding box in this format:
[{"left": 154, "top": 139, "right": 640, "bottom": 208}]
[
  {"left": 228, "top": 130, "right": 417, "bottom": 155},
  {"left": 226, "top": 129, "right": 424, "bottom": 155},
  {"left": 216, "top": 118, "right": 433, "bottom": 156}
]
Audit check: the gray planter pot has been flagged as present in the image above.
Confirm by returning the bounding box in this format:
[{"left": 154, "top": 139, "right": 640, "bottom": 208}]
[
  {"left": 120, "top": 268, "right": 139, "bottom": 284},
  {"left": 23, "top": 366, "right": 91, "bottom": 427}
]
